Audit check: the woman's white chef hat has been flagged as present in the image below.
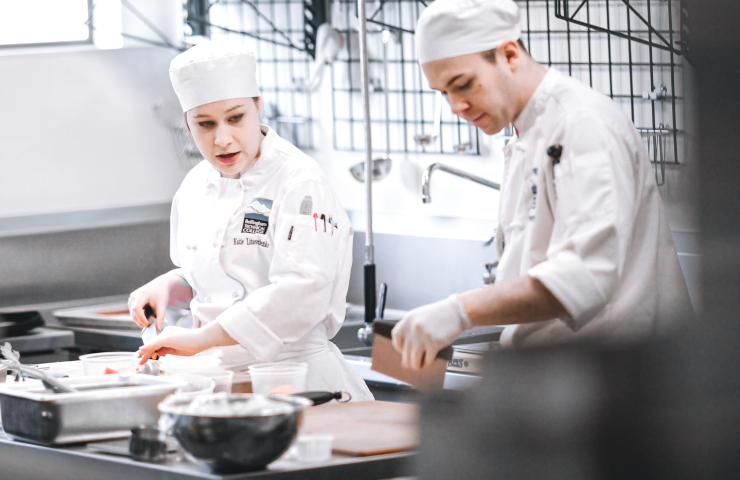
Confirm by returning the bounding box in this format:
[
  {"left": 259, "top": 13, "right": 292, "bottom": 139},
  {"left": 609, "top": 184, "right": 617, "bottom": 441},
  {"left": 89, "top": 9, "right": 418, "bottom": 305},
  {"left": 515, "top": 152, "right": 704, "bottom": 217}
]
[
  {"left": 416, "top": 0, "right": 521, "bottom": 64},
  {"left": 169, "top": 41, "right": 260, "bottom": 112}
]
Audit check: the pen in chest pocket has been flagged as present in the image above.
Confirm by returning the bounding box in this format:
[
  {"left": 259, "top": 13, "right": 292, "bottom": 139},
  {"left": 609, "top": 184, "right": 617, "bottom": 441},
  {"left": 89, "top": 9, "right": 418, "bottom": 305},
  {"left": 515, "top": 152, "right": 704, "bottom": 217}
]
[
  {"left": 320, "top": 214, "right": 326, "bottom": 232},
  {"left": 312, "top": 213, "right": 318, "bottom": 231}
]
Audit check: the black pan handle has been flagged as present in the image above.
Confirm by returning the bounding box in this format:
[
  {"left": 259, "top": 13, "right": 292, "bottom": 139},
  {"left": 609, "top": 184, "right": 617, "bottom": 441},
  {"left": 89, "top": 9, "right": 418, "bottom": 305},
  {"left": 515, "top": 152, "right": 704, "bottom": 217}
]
[{"left": 293, "top": 391, "right": 351, "bottom": 406}]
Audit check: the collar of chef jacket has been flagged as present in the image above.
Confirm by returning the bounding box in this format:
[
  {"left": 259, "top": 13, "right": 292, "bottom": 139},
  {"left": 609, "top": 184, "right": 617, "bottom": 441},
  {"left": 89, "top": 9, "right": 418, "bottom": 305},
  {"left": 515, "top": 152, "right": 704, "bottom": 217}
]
[{"left": 512, "top": 68, "right": 561, "bottom": 140}]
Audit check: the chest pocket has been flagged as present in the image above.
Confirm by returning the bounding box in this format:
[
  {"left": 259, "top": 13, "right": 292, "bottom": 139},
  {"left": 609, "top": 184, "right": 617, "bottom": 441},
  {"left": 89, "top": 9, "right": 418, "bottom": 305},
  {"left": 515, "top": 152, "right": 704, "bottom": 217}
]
[{"left": 285, "top": 213, "right": 340, "bottom": 283}]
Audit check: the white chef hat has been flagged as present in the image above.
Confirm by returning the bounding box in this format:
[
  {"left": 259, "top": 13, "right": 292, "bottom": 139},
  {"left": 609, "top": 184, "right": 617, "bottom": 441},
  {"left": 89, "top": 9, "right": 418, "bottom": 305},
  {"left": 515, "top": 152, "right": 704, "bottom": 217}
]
[
  {"left": 416, "top": 0, "right": 521, "bottom": 64},
  {"left": 169, "top": 41, "right": 261, "bottom": 112}
]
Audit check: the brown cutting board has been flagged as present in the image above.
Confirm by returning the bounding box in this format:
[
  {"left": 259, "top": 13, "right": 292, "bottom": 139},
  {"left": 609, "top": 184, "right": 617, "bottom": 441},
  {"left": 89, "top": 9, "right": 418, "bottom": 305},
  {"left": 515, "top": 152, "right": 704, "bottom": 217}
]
[{"left": 301, "top": 400, "right": 420, "bottom": 456}]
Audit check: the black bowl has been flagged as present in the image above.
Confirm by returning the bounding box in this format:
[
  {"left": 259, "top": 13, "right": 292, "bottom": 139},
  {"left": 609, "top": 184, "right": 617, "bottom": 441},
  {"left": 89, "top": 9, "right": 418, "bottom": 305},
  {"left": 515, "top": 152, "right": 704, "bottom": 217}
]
[{"left": 159, "top": 393, "right": 311, "bottom": 472}]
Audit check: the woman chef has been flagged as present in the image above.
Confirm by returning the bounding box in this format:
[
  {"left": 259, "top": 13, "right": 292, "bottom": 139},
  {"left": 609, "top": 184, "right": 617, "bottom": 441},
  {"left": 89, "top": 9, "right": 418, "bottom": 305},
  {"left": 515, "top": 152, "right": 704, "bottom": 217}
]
[
  {"left": 130, "top": 41, "right": 373, "bottom": 400},
  {"left": 391, "top": 0, "right": 694, "bottom": 370}
]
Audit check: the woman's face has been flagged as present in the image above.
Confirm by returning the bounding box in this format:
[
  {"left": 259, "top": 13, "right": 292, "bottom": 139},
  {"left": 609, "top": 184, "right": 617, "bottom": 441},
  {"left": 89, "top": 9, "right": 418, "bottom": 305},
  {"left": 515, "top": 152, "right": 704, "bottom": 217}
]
[{"left": 186, "top": 97, "right": 264, "bottom": 178}]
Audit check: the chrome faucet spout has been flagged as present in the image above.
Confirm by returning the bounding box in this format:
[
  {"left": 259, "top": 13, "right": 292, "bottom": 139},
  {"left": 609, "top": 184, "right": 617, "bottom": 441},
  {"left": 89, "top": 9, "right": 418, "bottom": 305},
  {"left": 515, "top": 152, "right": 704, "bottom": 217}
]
[{"left": 421, "top": 163, "right": 500, "bottom": 203}]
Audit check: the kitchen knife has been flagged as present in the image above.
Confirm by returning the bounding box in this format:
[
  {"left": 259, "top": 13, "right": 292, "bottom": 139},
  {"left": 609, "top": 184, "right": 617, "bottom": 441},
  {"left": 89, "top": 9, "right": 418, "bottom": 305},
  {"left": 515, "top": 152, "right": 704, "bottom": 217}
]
[
  {"left": 140, "top": 305, "right": 159, "bottom": 345},
  {"left": 370, "top": 320, "right": 452, "bottom": 391}
]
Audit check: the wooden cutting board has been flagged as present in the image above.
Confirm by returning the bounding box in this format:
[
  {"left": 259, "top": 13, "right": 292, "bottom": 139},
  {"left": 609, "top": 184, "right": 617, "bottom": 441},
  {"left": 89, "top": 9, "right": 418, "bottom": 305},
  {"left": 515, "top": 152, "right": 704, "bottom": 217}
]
[{"left": 301, "top": 400, "right": 420, "bottom": 456}]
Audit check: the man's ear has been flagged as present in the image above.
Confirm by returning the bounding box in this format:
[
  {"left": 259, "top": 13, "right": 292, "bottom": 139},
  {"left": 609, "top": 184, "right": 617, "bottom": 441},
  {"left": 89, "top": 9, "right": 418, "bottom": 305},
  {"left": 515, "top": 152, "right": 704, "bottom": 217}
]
[{"left": 501, "top": 39, "right": 521, "bottom": 72}]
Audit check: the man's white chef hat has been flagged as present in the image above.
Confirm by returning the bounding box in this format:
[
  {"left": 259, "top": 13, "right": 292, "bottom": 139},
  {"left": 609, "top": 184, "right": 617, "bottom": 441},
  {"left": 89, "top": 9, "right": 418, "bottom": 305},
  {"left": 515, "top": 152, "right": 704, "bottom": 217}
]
[
  {"left": 169, "top": 41, "right": 260, "bottom": 112},
  {"left": 416, "top": 0, "right": 521, "bottom": 64}
]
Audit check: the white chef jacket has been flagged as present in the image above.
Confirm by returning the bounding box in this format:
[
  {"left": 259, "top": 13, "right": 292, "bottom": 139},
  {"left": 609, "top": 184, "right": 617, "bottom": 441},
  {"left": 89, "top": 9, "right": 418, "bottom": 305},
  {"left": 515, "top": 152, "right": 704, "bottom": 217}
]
[
  {"left": 170, "top": 125, "right": 373, "bottom": 400},
  {"left": 496, "top": 69, "right": 694, "bottom": 349}
]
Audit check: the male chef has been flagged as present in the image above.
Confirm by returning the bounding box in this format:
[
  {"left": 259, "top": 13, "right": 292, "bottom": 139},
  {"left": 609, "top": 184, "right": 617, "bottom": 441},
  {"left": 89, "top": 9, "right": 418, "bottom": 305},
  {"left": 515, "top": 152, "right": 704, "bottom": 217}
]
[{"left": 391, "top": 0, "right": 694, "bottom": 370}]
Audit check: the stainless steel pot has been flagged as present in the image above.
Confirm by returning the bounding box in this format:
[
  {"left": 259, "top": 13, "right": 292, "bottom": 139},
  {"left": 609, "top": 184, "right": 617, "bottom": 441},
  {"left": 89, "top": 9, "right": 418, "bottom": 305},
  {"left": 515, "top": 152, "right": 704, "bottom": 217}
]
[{"left": 159, "top": 393, "right": 312, "bottom": 472}]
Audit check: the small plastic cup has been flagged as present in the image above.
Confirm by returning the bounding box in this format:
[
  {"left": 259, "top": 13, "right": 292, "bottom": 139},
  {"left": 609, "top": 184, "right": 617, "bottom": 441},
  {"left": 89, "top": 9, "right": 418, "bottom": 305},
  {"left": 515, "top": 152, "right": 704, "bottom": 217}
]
[
  {"left": 296, "top": 434, "right": 333, "bottom": 463},
  {"left": 248, "top": 362, "right": 307, "bottom": 395},
  {"left": 188, "top": 369, "right": 234, "bottom": 393},
  {"left": 79, "top": 352, "right": 138, "bottom": 376},
  {"left": 172, "top": 374, "right": 217, "bottom": 400}
]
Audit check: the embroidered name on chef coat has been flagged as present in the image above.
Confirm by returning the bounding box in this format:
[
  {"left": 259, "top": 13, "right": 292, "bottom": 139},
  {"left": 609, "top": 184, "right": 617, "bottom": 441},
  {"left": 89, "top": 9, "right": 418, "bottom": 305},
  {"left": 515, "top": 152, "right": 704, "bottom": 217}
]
[{"left": 242, "top": 197, "right": 273, "bottom": 234}]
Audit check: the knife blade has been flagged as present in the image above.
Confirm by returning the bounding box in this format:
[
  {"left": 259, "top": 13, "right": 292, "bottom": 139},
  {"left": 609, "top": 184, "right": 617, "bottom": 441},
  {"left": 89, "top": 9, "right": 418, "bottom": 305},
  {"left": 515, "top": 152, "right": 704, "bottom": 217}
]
[{"left": 140, "top": 305, "right": 159, "bottom": 345}]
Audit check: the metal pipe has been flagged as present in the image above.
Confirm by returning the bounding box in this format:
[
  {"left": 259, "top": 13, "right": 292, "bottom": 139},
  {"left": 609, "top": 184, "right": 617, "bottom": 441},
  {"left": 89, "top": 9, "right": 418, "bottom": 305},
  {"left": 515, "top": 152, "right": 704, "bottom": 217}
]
[
  {"left": 358, "top": 0, "right": 376, "bottom": 326},
  {"left": 422, "top": 163, "right": 500, "bottom": 204}
]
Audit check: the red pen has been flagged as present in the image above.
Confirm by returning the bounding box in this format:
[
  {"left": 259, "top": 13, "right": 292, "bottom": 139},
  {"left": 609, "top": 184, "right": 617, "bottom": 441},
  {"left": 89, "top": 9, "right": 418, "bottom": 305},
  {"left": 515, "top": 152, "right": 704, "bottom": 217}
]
[{"left": 313, "top": 213, "right": 318, "bottom": 231}]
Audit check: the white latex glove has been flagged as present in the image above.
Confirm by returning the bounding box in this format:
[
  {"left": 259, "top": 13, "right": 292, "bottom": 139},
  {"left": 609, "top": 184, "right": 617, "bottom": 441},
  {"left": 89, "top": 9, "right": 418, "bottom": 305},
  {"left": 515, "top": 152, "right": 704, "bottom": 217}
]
[{"left": 391, "top": 294, "right": 472, "bottom": 371}]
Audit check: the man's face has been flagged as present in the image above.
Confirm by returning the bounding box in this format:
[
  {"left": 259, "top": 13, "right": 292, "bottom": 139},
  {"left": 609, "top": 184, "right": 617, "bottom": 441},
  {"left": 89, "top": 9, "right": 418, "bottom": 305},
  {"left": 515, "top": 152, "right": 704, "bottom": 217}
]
[{"left": 421, "top": 44, "right": 520, "bottom": 135}]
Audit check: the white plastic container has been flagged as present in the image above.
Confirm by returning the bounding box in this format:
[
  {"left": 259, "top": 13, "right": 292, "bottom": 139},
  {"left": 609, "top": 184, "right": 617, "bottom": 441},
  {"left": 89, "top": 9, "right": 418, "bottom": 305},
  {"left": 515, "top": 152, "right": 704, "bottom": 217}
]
[
  {"left": 296, "top": 434, "right": 333, "bottom": 462},
  {"left": 158, "top": 350, "right": 222, "bottom": 375},
  {"left": 187, "top": 369, "right": 234, "bottom": 393},
  {"left": 172, "top": 374, "right": 217, "bottom": 400},
  {"left": 248, "top": 362, "right": 307, "bottom": 395},
  {"left": 79, "top": 352, "right": 138, "bottom": 376}
]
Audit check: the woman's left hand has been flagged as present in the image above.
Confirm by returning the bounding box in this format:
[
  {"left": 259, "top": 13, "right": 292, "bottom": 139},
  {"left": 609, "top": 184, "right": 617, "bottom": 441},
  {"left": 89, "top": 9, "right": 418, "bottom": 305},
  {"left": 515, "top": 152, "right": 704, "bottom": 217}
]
[
  {"left": 137, "top": 326, "right": 205, "bottom": 364},
  {"left": 137, "top": 321, "right": 239, "bottom": 364}
]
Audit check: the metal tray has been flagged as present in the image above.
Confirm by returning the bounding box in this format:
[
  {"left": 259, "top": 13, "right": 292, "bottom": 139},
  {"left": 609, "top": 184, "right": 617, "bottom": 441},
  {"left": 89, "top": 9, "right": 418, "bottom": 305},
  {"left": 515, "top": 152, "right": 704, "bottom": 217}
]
[
  {"left": 0, "top": 374, "right": 186, "bottom": 445},
  {"left": 53, "top": 302, "right": 190, "bottom": 331}
]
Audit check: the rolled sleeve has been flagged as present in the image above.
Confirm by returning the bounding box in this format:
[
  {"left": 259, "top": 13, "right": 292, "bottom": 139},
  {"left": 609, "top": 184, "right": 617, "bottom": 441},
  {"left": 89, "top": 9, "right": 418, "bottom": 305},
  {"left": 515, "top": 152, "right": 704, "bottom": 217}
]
[
  {"left": 529, "top": 251, "right": 607, "bottom": 330},
  {"left": 217, "top": 303, "right": 284, "bottom": 362}
]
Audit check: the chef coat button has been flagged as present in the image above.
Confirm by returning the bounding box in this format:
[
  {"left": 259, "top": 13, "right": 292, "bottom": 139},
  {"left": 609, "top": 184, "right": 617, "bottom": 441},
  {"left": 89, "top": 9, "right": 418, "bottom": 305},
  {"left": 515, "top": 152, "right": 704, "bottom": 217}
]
[
  {"left": 213, "top": 241, "right": 219, "bottom": 247},
  {"left": 192, "top": 245, "right": 198, "bottom": 250}
]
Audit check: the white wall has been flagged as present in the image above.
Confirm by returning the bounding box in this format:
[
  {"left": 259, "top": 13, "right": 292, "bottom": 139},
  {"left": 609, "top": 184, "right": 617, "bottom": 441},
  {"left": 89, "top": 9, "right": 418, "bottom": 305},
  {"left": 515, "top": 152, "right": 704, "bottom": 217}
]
[{"left": 0, "top": 46, "right": 186, "bottom": 218}]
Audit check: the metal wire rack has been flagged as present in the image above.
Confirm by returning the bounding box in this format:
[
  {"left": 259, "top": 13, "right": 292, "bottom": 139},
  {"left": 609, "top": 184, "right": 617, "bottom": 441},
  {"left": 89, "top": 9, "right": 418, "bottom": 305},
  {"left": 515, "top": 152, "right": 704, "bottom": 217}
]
[
  {"left": 330, "top": 0, "right": 484, "bottom": 155},
  {"left": 331, "top": 0, "right": 684, "bottom": 167},
  {"left": 190, "top": 0, "right": 316, "bottom": 150}
]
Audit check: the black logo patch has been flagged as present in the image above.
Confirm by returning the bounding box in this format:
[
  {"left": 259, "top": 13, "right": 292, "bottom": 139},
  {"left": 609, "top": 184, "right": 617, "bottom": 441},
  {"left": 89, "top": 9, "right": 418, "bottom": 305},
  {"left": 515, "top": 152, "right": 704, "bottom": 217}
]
[
  {"left": 242, "top": 215, "right": 269, "bottom": 234},
  {"left": 241, "top": 197, "right": 273, "bottom": 235}
]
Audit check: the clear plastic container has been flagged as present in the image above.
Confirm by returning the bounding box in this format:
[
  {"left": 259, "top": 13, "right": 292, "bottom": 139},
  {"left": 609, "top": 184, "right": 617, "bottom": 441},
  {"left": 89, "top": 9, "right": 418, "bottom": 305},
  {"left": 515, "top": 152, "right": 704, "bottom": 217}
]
[
  {"left": 172, "top": 374, "right": 217, "bottom": 400},
  {"left": 295, "top": 434, "right": 333, "bottom": 462},
  {"left": 158, "top": 350, "right": 222, "bottom": 375},
  {"left": 188, "top": 369, "right": 234, "bottom": 394},
  {"left": 79, "top": 352, "right": 138, "bottom": 376},
  {"left": 248, "top": 362, "right": 307, "bottom": 395}
]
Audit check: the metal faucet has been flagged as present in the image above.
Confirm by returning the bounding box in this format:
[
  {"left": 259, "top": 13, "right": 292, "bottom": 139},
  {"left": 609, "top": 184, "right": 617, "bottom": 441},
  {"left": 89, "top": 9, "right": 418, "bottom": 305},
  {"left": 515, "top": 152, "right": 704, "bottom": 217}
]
[{"left": 421, "top": 163, "right": 500, "bottom": 203}]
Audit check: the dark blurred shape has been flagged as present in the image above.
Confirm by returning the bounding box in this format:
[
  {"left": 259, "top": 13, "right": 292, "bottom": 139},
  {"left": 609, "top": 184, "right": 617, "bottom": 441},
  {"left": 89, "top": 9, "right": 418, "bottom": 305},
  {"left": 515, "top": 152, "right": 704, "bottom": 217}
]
[
  {"left": 417, "top": 1, "right": 740, "bottom": 478},
  {"left": 186, "top": 0, "right": 210, "bottom": 38}
]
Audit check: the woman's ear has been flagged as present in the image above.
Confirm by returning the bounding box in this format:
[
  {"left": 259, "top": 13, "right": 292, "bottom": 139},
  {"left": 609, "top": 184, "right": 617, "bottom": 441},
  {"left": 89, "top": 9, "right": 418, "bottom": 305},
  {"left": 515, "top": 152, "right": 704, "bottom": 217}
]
[
  {"left": 183, "top": 112, "right": 191, "bottom": 132},
  {"left": 256, "top": 96, "right": 263, "bottom": 116}
]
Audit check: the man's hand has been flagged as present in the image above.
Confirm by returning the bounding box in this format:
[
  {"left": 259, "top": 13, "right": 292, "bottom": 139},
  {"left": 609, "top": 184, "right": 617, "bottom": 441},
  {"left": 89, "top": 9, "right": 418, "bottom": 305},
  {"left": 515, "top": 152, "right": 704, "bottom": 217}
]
[{"left": 391, "top": 294, "right": 472, "bottom": 371}]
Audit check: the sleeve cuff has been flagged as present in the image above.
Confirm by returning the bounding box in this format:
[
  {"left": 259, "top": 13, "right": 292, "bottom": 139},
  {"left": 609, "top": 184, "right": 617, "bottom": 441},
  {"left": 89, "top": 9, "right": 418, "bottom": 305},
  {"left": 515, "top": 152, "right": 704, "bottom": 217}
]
[
  {"left": 527, "top": 251, "right": 607, "bottom": 331},
  {"left": 217, "top": 304, "right": 284, "bottom": 362}
]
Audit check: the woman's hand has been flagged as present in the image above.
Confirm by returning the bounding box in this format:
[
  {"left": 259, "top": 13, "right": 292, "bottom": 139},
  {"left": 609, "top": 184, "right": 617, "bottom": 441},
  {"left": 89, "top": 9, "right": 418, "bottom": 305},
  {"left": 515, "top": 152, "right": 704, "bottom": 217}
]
[
  {"left": 129, "top": 272, "right": 192, "bottom": 331},
  {"left": 137, "top": 326, "right": 204, "bottom": 363},
  {"left": 137, "top": 321, "right": 238, "bottom": 364}
]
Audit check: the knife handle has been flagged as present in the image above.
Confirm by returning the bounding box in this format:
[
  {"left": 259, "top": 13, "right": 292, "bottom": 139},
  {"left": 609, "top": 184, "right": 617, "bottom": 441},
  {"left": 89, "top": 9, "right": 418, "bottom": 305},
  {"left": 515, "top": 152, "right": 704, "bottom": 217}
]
[{"left": 143, "top": 305, "right": 156, "bottom": 326}]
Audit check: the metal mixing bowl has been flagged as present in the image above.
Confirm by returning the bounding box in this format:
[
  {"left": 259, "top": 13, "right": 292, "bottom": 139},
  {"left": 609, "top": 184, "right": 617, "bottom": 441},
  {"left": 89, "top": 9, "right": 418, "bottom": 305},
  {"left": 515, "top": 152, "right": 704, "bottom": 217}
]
[{"left": 158, "top": 393, "right": 312, "bottom": 472}]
